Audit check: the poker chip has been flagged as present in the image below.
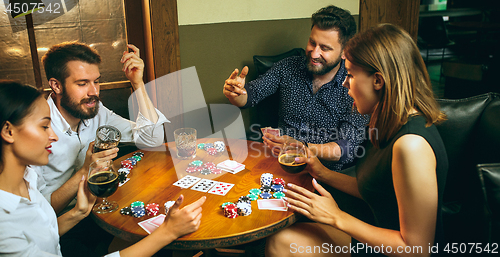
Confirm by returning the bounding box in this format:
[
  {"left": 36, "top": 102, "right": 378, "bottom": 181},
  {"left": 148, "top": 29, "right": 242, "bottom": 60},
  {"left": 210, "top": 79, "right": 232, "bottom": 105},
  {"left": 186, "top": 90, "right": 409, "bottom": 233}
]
[
  {"left": 207, "top": 148, "right": 218, "bottom": 155},
  {"left": 214, "top": 141, "right": 225, "bottom": 152},
  {"left": 185, "top": 166, "right": 197, "bottom": 173},
  {"left": 271, "top": 184, "right": 284, "bottom": 192},
  {"left": 272, "top": 178, "right": 285, "bottom": 186},
  {"left": 211, "top": 168, "right": 223, "bottom": 174},
  {"left": 238, "top": 196, "right": 251, "bottom": 204},
  {"left": 194, "top": 166, "right": 205, "bottom": 173},
  {"left": 122, "top": 163, "right": 133, "bottom": 170},
  {"left": 236, "top": 202, "right": 252, "bottom": 216},
  {"left": 131, "top": 206, "right": 146, "bottom": 218},
  {"left": 133, "top": 152, "right": 144, "bottom": 156},
  {"left": 197, "top": 143, "right": 205, "bottom": 149},
  {"left": 126, "top": 158, "right": 137, "bottom": 166},
  {"left": 164, "top": 201, "right": 175, "bottom": 214},
  {"left": 260, "top": 173, "right": 273, "bottom": 186},
  {"left": 260, "top": 192, "right": 272, "bottom": 199},
  {"left": 200, "top": 168, "right": 211, "bottom": 175},
  {"left": 273, "top": 192, "right": 285, "bottom": 199},
  {"left": 131, "top": 155, "right": 142, "bottom": 162},
  {"left": 118, "top": 167, "right": 130, "bottom": 175},
  {"left": 221, "top": 202, "right": 234, "bottom": 210},
  {"left": 223, "top": 203, "right": 238, "bottom": 218},
  {"left": 204, "top": 143, "right": 214, "bottom": 150},
  {"left": 120, "top": 206, "right": 132, "bottom": 215},
  {"left": 146, "top": 203, "right": 160, "bottom": 216},
  {"left": 260, "top": 185, "right": 272, "bottom": 192},
  {"left": 131, "top": 201, "right": 144, "bottom": 208},
  {"left": 249, "top": 188, "right": 261, "bottom": 195},
  {"left": 246, "top": 193, "right": 258, "bottom": 201},
  {"left": 189, "top": 160, "right": 203, "bottom": 167},
  {"left": 118, "top": 172, "right": 127, "bottom": 183},
  {"left": 121, "top": 160, "right": 132, "bottom": 166},
  {"left": 203, "top": 162, "right": 216, "bottom": 168}
]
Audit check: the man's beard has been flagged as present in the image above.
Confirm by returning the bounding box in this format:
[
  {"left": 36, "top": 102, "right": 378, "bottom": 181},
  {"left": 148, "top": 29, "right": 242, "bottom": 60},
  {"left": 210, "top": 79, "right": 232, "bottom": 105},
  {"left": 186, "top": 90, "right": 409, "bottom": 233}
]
[
  {"left": 60, "top": 89, "right": 100, "bottom": 120},
  {"left": 306, "top": 53, "right": 342, "bottom": 76}
]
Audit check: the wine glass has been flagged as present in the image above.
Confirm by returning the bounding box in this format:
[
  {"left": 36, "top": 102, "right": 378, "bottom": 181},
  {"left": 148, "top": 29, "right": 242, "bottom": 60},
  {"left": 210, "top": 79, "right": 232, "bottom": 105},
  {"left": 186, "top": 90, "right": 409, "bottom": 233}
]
[
  {"left": 278, "top": 138, "right": 308, "bottom": 173},
  {"left": 87, "top": 160, "right": 119, "bottom": 214}
]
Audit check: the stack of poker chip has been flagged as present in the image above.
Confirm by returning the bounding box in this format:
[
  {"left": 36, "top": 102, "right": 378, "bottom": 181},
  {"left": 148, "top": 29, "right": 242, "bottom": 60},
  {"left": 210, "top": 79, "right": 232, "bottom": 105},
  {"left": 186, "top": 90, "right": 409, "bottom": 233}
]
[
  {"left": 236, "top": 201, "right": 252, "bottom": 216},
  {"left": 214, "top": 141, "right": 226, "bottom": 153},
  {"left": 118, "top": 152, "right": 144, "bottom": 184},
  {"left": 146, "top": 203, "right": 160, "bottom": 216},
  {"left": 273, "top": 192, "right": 285, "bottom": 199},
  {"left": 260, "top": 173, "right": 273, "bottom": 186},
  {"left": 221, "top": 202, "right": 234, "bottom": 210},
  {"left": 223, "top": 203, "right": 238, "bottom": 218},
  {"left": 197, "top": 143, "right": 205, "bottom": 149},
  {"left": 164, "top": 201, "right": 175, "bottom": 214},
  {"left": 260, "top": 184, "right": 273, "bottom": 199},
  {"left": 272, "top": 178, "right": 285, "bottom": 186},
  {"left": 130, "top": 202, "right": 146, "bottom": 218}
]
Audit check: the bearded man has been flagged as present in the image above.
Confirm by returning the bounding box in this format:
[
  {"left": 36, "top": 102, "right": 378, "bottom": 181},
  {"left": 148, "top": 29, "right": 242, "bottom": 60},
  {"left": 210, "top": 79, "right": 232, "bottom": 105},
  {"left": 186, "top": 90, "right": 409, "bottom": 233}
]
[
  {"left": 223, "top": 5, "right": 368, "bottom": 171},
  {"left": 34, "top": 42, "right": 168, "bottom": 256}
]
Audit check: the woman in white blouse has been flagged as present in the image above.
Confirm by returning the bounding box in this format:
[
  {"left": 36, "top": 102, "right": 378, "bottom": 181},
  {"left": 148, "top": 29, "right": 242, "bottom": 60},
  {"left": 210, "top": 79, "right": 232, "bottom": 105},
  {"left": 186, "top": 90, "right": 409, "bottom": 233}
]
[{"left": 0, "top": 81, "right": 206, "bottom": 257}]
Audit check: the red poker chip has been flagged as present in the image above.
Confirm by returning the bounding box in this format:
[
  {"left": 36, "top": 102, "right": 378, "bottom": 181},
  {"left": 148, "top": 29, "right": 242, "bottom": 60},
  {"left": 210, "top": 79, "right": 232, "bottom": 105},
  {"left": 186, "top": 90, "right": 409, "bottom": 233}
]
[
  {"left": 194, "top": 166, "right": 205, "bottom": 172},
  {"left": 204, "top": 162, "right": 216, "bottom": 168},
  {"left": 212, "top": 168, "right": 223, "bottom": 174},
  {"left": 207, "top": 148, "right": 218, "bottom": 155},
  {"left": 122, "top": 164, "right": 133, "bottom": 169},
  {"left": 186, "top": 166, "right": 197, "bottom": 173},
  {"left": 272, "top": 178, "right": 285, "bottom": 186}
]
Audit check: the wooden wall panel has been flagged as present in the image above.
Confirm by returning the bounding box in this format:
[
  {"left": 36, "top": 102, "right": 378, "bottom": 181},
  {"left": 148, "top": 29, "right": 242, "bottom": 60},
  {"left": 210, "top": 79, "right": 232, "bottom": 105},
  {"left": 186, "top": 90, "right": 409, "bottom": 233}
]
[{"left": 359, "top": 0, "right": 420, "bottom": 41}]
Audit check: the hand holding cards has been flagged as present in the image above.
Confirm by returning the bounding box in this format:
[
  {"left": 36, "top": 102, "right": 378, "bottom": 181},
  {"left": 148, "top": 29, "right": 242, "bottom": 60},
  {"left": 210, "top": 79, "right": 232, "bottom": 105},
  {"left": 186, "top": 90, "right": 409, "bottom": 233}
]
[{"left": 261, "top": 127, "right": 281, "bottom": 137}]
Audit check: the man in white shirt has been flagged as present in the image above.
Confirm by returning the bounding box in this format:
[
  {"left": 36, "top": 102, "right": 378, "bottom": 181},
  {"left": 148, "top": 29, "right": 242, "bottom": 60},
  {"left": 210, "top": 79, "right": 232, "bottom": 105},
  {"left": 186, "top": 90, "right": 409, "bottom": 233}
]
[{"left": 34, "top": 42, "right": 168, "bottom": 256}]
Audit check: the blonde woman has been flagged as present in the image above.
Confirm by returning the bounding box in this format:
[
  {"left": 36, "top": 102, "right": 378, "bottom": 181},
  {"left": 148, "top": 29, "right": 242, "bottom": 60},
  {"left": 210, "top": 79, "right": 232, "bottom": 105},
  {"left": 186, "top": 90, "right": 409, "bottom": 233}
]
[{"left": 266, "top": 24, "right": 448, "bottom": 257}]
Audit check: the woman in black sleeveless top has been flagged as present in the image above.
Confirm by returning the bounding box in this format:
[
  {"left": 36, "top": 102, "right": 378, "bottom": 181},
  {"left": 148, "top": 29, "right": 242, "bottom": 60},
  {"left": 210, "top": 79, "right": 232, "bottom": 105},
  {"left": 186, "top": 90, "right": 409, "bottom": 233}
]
[{"left": 266, "top": 24, "right": 448, "bottom": 256}]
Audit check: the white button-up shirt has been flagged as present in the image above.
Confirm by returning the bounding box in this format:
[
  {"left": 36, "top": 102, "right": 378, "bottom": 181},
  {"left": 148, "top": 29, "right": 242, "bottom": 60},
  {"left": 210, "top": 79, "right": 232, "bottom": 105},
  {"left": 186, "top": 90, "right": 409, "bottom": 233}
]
[
  {"left": 0, "top": 167, "right": 61, "bottom": 256},
  {"left": 33, "top": 96, "right": 169, "bottom": 208},
  {"left": 0, "top": 167, "right": 121, "bottom": 257}
]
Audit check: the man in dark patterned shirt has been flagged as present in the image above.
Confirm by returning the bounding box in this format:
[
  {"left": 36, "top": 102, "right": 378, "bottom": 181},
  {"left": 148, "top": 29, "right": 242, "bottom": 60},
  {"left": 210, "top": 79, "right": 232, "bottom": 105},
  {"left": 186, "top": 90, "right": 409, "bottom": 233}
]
[{"left": 223, "top": 5, "right": 369, "bottom": 171}]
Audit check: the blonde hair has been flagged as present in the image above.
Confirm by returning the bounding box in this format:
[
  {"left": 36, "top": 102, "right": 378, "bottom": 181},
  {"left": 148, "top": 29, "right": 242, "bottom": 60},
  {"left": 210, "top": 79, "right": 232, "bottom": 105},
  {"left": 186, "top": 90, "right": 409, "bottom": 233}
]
[{"left": 344, "top": 24, "right": 446, "bottom": 147}]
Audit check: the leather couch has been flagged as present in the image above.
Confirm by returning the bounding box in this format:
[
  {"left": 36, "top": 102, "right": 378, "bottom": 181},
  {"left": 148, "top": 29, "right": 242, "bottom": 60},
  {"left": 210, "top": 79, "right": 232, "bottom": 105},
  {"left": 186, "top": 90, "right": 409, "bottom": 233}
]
[{"left": 436, "top": 92, "right": 500, "bottom": 246}]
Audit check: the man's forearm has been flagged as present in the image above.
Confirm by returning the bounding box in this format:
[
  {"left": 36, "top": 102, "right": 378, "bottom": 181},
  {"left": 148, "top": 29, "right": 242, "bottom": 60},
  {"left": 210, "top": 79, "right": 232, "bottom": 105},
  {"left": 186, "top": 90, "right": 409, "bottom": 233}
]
[
  {"left": 51, "top": 169, "right": 85, "bottom": 214},
  {"left": 132, "top": 82, "right": 159, "bottom": 123},
  {"left": 309, "top": 142, "right": 342, "bottom": 162}
]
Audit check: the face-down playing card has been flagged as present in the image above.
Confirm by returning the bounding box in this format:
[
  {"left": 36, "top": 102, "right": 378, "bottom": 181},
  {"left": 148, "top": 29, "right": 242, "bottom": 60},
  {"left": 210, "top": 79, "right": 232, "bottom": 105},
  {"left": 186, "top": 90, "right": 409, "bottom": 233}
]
[
  {"left": 191, "top": 179, "right": 217, "bottom": 192},
  {"left": 173, "top": 175, "right": 201, "bottom": 189},
  {"left": 208, "top": 182, "right": 235, "bottom": 196}
]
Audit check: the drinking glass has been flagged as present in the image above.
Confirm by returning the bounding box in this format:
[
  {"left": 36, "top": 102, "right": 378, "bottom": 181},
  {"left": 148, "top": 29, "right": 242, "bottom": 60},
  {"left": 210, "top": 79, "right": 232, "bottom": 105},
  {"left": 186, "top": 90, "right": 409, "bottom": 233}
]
[
  {"left": 174, "top": 128, "right": 197, "bottom": 159},
  {"left": 93, "top": 125, "right": 121, "bottom": 153},
  {"left": 87, "top": 160, "right": 119, "bottom": 214},
  {"left": 278, "top": 139, "right": 308, "bottom": 173}
]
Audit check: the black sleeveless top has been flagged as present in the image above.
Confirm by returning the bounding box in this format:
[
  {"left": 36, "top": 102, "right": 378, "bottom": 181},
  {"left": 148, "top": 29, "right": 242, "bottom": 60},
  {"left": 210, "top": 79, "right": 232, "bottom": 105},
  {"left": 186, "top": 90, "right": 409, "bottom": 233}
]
[{"left": 353, "top": 115, "right": 448, "bottom": 255}]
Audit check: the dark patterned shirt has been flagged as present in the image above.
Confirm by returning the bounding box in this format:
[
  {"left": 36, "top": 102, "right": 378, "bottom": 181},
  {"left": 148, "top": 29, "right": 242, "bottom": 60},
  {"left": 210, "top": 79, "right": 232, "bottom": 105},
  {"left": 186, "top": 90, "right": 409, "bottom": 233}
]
[{"left": 243, "top": 56, "right": 369, "bottom": 170}]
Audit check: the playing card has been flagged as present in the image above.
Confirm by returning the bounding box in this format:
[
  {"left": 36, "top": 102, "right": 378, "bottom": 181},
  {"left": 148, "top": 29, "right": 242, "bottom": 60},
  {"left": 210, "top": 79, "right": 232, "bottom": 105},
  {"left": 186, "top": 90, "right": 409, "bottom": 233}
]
[
  {"left": 173, "top": 175, "right": 201, "bottom": 189},
  {"left": 257, "top": 199, "right": 288, "bottom": 211},
  {"left": 208, "top": 182, "right": 235, "bottom": 196},
  {"left": 217, "top": 160, "right": 245, "bottom": 174},
  {"left": 148, "top": 214, "right": 166, "bottom": 227},
  {"left": 267, "top": 128, "right": 281, "bottom": 137},
  {"left": 138, "top": 219, "right": 159, "bottom": 234},
  {"left": 191, "top": 179, "right": 217, "bottom": 192}
]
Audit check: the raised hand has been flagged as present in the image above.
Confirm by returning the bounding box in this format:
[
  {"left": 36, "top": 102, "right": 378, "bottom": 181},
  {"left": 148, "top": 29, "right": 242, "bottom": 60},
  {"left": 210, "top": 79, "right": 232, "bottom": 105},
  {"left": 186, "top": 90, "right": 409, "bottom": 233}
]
[
  {"left": 262, "top": 134, "right": 291, "bottom": 157},
  {"left": 223, "top": 67, "right": 248, "bottom": 107},
  {"left": 121, "top": 44, "right": 145, "bottom": 88}
]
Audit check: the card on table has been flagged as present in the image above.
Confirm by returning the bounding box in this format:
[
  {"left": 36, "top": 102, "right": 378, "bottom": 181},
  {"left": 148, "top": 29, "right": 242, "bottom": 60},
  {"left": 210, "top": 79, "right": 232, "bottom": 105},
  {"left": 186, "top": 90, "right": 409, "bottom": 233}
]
[
  {"left": 217, "top": 160, "right": 245, "bottom": 174},
  {"left": 257, "top": 199, "right": 288, "bottom": 211},
  {"left": 148, "top": 214, "right": 166, "bottom": 227},
  {"left": 173, "top": 175, "right": 201, "bottom": 189},
  {"left": 208, "top": 181, "right": 235, "bottom": 196},
  {"left": 138, "top": 219, "right": 159, "bottom": 234},
  {"left": 191, "top": 179, "right": 217, "bottom": 192}
]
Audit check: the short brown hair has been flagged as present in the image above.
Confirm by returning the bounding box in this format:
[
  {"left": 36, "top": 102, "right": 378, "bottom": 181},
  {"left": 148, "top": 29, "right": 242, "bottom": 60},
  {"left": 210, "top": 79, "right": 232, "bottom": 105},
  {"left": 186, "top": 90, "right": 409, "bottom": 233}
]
[
  {"left": 311, "top": 5, "right": 357, "bottom": 48},
  {"left": 42, "top": 41, "right": 101, "bottom": 85}
]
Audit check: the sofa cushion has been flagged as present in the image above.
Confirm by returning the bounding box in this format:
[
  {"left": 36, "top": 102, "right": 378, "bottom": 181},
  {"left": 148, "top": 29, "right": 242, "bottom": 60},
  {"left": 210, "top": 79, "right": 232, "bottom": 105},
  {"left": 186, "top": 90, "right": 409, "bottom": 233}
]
[{"left": 477, "top": 163, "right": 500, "bottom": 245}]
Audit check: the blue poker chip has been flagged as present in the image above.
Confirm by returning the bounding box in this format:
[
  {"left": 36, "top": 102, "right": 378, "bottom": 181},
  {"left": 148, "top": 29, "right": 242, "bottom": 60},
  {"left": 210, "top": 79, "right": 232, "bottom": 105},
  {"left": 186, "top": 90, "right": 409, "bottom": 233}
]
[
  {"left": 260, "top": 192, "right": 272, "bottom": 199},
  {"left": 271, "top": 184, "right": 284, "bottom": 192}
]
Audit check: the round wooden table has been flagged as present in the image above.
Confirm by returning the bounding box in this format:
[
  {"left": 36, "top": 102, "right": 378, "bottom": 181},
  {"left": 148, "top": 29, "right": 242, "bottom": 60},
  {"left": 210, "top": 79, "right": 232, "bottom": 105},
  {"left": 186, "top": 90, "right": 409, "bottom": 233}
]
[{"left": 91, "top": 138, "right": 314, "bottom": 250}]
